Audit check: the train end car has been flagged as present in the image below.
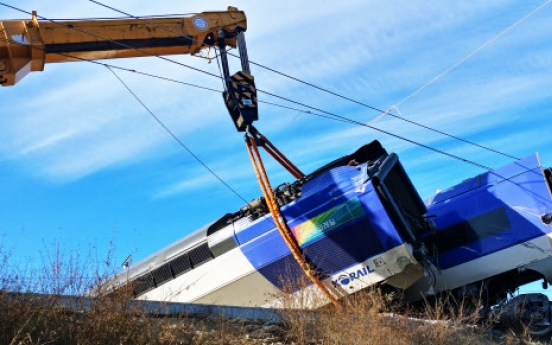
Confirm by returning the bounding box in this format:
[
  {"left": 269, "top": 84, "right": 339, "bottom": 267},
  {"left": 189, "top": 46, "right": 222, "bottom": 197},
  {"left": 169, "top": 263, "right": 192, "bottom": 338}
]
[{"left": 102, "top": 141, "right": 434, "bottom": 308}]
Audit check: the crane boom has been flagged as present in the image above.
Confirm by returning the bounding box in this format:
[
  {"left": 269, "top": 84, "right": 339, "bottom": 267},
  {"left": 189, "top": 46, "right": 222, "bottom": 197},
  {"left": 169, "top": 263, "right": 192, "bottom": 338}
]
[{"left": 0, "top": 7, "right": 246, "bottom": 86}]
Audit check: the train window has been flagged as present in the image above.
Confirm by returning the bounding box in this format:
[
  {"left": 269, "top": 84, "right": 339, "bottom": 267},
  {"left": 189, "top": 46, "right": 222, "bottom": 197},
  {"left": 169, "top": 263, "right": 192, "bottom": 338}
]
[
  {"left": 425, "top": 207, "right": 510, "bottom": 255},
  {"left": 189, "top": 243, "right": 214, "bottom": 268},
  {"left": 170, "top": 253, "right": 192, "bottom": 276},
  {"left": 151, "top": 263, "right": 173, "bottom": 286},
  {"left": 133, "top": 273, "right": 155, "bottom": 296}
]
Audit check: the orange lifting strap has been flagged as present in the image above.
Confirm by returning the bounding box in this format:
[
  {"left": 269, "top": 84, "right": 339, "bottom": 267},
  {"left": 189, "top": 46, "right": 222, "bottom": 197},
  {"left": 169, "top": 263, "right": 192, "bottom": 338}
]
[{"left": 244, "top": 127, "right": 341, "bottom": 308}]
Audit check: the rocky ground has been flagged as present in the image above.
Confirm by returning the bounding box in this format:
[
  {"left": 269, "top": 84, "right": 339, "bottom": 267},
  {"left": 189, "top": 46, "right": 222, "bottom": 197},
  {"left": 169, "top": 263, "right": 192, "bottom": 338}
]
[
  {"left": 156, "top": 315, "right": 536, "bottom": 345},
  {"left": 158, "top": 317, "right": 291, "bottom": 345}
]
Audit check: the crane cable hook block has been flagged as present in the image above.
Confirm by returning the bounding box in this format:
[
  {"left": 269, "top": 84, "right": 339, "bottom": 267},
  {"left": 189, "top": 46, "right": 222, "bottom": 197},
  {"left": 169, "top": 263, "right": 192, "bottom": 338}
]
[{"left": 244, "top": 126, "right": 341, "bottom": 308}]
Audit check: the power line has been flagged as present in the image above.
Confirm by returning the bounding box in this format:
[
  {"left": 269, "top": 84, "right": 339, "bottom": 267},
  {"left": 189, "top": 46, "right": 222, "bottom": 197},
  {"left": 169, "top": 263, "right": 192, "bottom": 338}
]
[
  {"left": 0, "top": 34, "right": 492, "bottom": 171},
  {"left": 394, "top": 0, "right": 552, "bottom": 109},
  {"left": 0, "top": 36, "right": 222, "bottom": 92},
  {"left": 105, "top": 66, "right": 249, "bottom": 205},
  {"left": 104, "top": 65, "right": 286, "bottom": 230},
  {"left": 100, "top": 53, "right": 493, "bottom": 170},
  {"left": 86, "top": 0, "right": 521, "bottom": 161},
  {"left": 254, "top": 90, "right": 494, "bottom": 171}
]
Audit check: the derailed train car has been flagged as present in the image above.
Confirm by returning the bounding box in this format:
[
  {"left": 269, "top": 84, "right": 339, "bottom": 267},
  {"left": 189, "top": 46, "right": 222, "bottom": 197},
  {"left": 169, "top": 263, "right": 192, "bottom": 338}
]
[
  {"left": 105, "top": 140, "right": 552, "bottom": 329},
  {"left": 105, "top": 141, "right": 433, "bottom": 307}
]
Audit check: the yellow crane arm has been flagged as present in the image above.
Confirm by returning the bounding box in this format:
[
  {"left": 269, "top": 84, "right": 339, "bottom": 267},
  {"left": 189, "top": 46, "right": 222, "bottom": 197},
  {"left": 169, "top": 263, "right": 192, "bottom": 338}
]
[{"left": 0, "top": 7, "right": 246, "bottom": 86}]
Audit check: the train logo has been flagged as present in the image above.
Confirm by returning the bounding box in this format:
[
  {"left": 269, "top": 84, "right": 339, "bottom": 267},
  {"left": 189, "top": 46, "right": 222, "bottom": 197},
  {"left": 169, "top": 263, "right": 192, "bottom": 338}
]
[{"left": 332, "top": 266, "right": 374, "bottom": 288}]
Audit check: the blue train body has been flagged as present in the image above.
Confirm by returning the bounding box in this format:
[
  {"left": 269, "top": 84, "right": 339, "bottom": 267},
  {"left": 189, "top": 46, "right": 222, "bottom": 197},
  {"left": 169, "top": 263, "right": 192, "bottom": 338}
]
[
  {"left": 404, "top": 153, "right": 552, "bottom": 305},
  {"left": 426, "top": 154, "right": 552, "bottom": 270}
]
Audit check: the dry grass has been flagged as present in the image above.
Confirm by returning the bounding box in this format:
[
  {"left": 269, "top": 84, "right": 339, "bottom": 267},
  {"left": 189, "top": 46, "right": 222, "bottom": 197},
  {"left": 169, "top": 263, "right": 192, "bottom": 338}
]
[
  {"left": 276, "top": 274, "right": 528, "bottom": 345},
  {"left": 0, "top": 236, "right": 540, "bottom": 344},
  {"left": 0, "top": 235, "right": 264, "bottom": 344},
  {"left": 0, "top": 288, "right": 265, "bottom": 344}
]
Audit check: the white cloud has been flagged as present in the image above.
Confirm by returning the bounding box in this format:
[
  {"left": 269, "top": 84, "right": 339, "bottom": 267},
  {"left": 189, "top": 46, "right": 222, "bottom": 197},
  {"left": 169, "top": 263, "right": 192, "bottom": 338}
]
[{"left": 153, "top": 173, "right": 220, "bottom": 199}]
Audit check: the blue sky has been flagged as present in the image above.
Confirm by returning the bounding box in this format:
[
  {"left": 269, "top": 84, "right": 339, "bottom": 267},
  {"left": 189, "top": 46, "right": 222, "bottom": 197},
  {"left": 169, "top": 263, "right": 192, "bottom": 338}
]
[{"left": 1, "top": 0, "right": 552, "bottom": 294}]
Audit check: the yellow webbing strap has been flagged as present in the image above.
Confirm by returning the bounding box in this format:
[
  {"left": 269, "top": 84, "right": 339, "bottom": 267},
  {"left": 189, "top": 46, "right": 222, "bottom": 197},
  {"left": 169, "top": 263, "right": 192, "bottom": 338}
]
[{"left": 245, "top": 135, "right": 341, "bottom": 308}]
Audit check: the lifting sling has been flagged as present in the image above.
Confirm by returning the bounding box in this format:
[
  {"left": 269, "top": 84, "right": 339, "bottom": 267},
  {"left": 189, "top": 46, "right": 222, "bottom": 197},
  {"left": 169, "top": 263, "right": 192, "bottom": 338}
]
[{"left": 244, "top": 126, "right": 341, "bottom": 308}]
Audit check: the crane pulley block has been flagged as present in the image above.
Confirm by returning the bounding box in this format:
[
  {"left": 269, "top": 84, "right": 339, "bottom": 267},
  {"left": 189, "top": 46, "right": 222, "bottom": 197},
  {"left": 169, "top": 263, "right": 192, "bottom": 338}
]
[{"left": 223, "top": 71, "right": 258, "bottom": 132}]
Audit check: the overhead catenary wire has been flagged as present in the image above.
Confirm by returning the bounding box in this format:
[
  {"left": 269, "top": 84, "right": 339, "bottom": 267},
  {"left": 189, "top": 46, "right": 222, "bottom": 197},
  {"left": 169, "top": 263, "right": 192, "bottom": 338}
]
[
  {"left": 0, "top": 36, "right": 221, "bottom": 93},
  {"left": 0, "top": 2, "right": 505, "bottom": 171},
  {"left": 0, "top": 34, "right": 348, "bottom": 125},
  {"left": 0, "top": 33, "right": 493, "bottom": 171},
  {"left": 0, "top": 36, "right": 334, "bottom": 123},
  {"left": 87, "top": 0, "right": 386, "bottom": 112},
  {"left": 105, "top": 65, "right": 249, "bottom": 205},
  {"left": 255, "top": 89, "right": 494, "bottom": 171},
  {"left": 0, "top": 38, "right": 324, "bottom": 120},
  {"left": 87, "top": 0, "right": 524, "bottom": 162},
  {"left": 393, "top": 0, "right": 552, "bottom": 109},
  {"left": 111, "top": 55, "right": 495, "bottom": 171}
]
